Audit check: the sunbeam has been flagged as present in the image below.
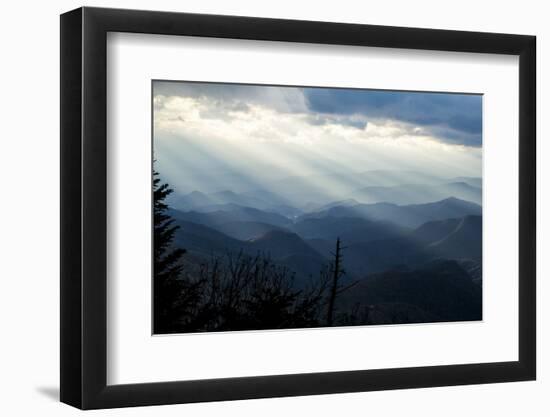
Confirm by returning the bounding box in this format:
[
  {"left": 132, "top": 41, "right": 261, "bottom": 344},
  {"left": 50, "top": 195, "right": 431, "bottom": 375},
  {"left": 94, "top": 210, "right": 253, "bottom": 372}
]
[{"left": 153, "top": 81, "right": 481, "bottom": 209}]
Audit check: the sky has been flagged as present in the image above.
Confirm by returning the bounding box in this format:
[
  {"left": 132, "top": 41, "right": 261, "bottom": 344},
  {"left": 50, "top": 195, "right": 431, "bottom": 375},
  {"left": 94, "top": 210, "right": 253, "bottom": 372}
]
[{"left": 153, "top": 81, "right": 482, "bottom": 195}]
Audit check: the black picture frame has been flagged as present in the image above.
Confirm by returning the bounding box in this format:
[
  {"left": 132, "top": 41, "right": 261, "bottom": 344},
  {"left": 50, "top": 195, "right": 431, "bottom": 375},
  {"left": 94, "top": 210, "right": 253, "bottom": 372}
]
[{"left": 60, "top": 6, "right": 536, "bottom": 410}]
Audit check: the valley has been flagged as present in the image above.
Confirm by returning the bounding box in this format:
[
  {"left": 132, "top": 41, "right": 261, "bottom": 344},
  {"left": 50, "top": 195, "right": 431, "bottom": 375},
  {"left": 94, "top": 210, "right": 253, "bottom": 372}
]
[{"left": 165, "top": 171, "right": 483, "bottom": 324}]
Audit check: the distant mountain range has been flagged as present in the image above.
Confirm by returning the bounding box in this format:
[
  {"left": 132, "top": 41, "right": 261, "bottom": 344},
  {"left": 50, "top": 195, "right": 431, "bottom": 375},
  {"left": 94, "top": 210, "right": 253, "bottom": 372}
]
[
  {"left": 168, "top": 171, "right": 482, "bottom": 213},
  {"left": 225, "top": 170, "right": 479, "bottom": 200},
  {"left": 169, "top": 199, "right": 481, "bottom": 282},
  {"left": 292, "top": 216, "right": 407, "bottom": 244},
  {"left": 170, "top": 205, "right": 292, "bottom": 229},
  {"left": 161, "top": 168, "right": 482, "bottom": 325},
  {"left": 299, "top": 197, "right": 481, "bottom": 228},
  {"left": 334, "top": 214, "right": 482, "bottom": 277},
  {"left": 170, "top": 212, "right": 326, "bottom": 284},
  {"left": 352, "top": 181, "right": 481, "bottom": 205}
]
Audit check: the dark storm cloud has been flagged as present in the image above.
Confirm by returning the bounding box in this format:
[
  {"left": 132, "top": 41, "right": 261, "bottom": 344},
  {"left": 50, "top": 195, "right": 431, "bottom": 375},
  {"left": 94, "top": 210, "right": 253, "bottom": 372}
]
[
  {"left": 303, "top": 89, "right": 482, "bottom": 147},
  {"left": 154, "top": 81, "right": 482, "bottom": 147}
]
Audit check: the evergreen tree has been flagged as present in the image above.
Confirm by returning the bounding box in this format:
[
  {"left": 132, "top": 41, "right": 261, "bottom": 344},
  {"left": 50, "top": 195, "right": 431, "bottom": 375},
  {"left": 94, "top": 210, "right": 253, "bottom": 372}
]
[
  {"left": 153, "top": 170, "right": 198, "bottom": 333},
  {"left": 151, "top": 171, "right": 356, "bottom": 333}
]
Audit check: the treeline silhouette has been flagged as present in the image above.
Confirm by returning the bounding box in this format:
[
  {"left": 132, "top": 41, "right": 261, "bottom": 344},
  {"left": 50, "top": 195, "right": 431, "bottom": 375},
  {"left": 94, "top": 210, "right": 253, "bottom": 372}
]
[{"left": 153, "top": 172, "right": 356, "bottom": 334}]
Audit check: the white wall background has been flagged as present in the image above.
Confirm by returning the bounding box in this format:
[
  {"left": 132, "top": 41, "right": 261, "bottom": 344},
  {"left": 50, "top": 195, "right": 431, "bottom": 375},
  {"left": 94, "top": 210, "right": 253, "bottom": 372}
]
[{"left": 0, "top": 0, "right": 545, "bottom": 415}]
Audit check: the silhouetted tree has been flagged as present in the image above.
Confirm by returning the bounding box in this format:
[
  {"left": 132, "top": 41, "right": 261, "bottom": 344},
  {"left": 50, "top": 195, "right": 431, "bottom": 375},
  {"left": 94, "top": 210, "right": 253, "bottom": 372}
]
[
  {"left": 326, "top": 238, "right": 344, "bottom": 325},
  {"left": 192, "top": 252, "right": 330, "bottom": 331},
  {"left": 153, "top": 170, "right": 201, "bottom": 333},
  {"left": 152, "top": 173, "right": 362, "bottom": 332},
  {"left": 325, "top": 238, "right": 358, "bottom": 326}
]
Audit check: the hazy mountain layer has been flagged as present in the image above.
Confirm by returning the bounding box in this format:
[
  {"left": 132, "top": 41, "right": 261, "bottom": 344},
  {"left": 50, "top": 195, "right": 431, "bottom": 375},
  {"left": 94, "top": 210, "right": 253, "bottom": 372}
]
[
  {"left": 300, "top": 197, "right": 481, "bottom": 228},
  {"left": 168, "top": 172, "right": 482, "bottom": 213},
  {"left": 165, "top": 170, "right": 483, "bottom": 324},
  {"left": 353, "top": 181, "right": 481, "bottom": 205},
  {"left": 170, "top": 214, "right": 483, "bottom": 325}
]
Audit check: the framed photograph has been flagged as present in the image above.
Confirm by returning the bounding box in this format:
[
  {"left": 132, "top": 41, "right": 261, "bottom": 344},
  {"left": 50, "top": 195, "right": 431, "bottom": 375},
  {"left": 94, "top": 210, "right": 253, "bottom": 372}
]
[{"left": 60, "top": 7, "right": 536, "bottom": 409}]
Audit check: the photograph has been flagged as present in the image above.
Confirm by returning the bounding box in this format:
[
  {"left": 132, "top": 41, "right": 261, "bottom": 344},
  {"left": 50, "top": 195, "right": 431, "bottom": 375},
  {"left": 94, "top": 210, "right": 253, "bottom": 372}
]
[
  {"left": 54, "top": 4, "right": 538, "bottom": 411},
  {"left": 152, "top": 81, "right": 483, "bottom": 334}
]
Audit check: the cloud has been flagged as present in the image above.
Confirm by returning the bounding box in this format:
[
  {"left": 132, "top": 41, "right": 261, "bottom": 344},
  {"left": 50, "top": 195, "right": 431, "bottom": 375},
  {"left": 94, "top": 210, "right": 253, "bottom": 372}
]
[
  {"left": 303, "top": 88, "right": 482, "bottom": 146},
  {"left": 305, "top": 113, "right": 368, "bottom": 130},
  {"left": 154, "top": 82, "right": 482, "bottom": 147},
  {"left": 152, "top": 81, "right": 482, "bottom": 197},
  {"left": 154, "top": 81, "right": 308, "bottom": 114}
]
